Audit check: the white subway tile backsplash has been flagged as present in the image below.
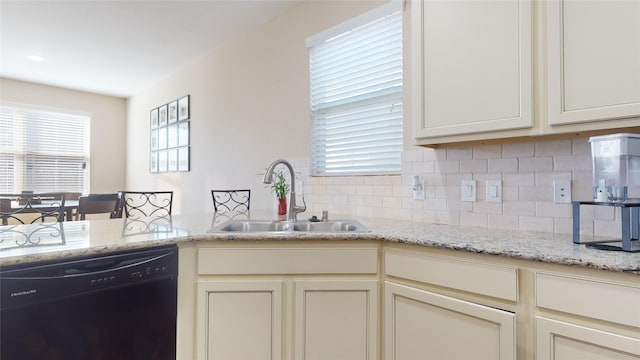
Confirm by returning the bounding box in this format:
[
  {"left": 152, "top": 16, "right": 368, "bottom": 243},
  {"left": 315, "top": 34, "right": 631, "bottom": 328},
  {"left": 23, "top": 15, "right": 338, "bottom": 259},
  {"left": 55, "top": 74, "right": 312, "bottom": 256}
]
[
  {"left": 536, "top": 202, "right": 572, "bottom": 218},
  {"left": 436, "top": 160, "right": 460, "bottom": 174},
  {"left": 488, "top": 214, "right": 519, "bottom": 230},
  {"left": 535, "top": 139, "right": 572, "bottom": 156},
  {"left": 473, "top": 144, "right": 502, "bottom": 159},
  {"left": 488, "top": 158, "right": 518, "bottom": 173},
  {"left": 519, "top": 157, "right": 553, "bottom": 172},
  {"left": 460, "top": 212, "right": 488, "bottom": 227},
  {"left": 447, "top": 148, "right": 473, "bottom": 160},
  {"left": 503, "top": 200, "right": 536, "bottom": 216},
  {"left": 519, "top": 216, "right": 554, "bottom": 233},
  {"left": 460, "top": 159, "right": 488, "bottom": 173},
  {"left": 304, "top": 138, "right": 623, "bottom": 238},
  {"left": 554, "top": 154, "right": 591, "bottom": 171},
  {"left": 502, "top": 142, "right": 534, "bottom": 157}
]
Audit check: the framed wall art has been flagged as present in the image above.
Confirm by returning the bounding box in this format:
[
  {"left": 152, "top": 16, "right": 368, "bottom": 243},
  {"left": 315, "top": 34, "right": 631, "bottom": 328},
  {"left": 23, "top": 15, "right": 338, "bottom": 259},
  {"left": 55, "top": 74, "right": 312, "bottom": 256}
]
[{"left": 150, "top": 95, "right": 191, "bottom": 173}]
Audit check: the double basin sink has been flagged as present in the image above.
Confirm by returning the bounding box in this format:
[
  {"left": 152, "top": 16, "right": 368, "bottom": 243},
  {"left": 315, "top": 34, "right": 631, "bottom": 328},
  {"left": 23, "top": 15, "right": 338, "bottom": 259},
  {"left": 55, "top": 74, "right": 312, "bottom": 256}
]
[{"left": 214, "top": 219, "right": 370, "bottom": 233}]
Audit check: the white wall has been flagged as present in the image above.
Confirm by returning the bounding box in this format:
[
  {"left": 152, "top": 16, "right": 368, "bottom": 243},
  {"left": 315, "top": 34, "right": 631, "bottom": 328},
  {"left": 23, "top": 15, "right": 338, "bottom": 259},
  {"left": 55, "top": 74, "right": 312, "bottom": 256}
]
[
  {"left": 126, "top": 0, "right": 386, "bottom": 215},
  {"left": 126, "top": 1, "right": 623, "bottom": 238},
  {"left": 0, "top": 77, "right": 127, "bottom": 193}
]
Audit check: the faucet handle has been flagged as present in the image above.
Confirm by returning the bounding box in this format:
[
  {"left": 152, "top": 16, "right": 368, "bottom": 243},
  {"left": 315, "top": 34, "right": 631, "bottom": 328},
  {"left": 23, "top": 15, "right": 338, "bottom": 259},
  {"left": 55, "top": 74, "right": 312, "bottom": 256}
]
[{"left": 299, "top": 195, "right": 306, "bottom": 212}]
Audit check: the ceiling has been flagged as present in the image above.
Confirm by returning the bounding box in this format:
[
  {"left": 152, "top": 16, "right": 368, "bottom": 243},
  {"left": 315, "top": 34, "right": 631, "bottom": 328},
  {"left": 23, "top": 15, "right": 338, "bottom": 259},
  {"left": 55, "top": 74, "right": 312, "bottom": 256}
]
[{"left": 0, "top": 0, "right": 301, "bottom": 98}]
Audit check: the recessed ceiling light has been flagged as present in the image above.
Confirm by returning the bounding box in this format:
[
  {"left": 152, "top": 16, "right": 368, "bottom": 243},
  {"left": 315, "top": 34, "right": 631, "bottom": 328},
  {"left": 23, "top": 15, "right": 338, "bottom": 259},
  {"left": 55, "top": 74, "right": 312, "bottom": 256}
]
[{"left": 28, "top": 55, "right": 44, "bottom": 62}]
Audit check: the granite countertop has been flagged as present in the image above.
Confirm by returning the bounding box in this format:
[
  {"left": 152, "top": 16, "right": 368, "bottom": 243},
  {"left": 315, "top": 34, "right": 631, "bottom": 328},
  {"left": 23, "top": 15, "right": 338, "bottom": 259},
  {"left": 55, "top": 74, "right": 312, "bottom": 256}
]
[{"left": 1, "top": 212, "right": 639, "bottom": 274}]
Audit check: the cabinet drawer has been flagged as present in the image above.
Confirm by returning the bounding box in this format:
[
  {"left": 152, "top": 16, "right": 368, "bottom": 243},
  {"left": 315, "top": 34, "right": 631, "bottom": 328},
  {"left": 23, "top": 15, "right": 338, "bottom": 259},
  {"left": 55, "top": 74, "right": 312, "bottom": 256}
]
[
  {"left": 384, "top": 250, "right": 518, "bottom": 301},
  {"left": 198, "top": 247, "right": 378, "bottom": 275},
  {"left": 536, "top": 272, "right": 640, "bottom": 328}
]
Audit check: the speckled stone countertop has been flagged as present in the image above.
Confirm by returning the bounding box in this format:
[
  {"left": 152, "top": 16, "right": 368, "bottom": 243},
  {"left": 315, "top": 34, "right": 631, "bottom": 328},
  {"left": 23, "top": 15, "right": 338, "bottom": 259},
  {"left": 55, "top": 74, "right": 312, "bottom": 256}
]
[{"left": 1, "top": 212, "right": 639, "bottom": 274}]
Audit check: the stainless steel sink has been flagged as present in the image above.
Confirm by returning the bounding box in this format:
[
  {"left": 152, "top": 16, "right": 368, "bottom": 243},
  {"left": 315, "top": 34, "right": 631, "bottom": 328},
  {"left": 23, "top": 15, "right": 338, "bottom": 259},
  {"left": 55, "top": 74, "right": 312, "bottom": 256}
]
[{"left": 214, "top": 219, "right": 369, "bottom": 233}]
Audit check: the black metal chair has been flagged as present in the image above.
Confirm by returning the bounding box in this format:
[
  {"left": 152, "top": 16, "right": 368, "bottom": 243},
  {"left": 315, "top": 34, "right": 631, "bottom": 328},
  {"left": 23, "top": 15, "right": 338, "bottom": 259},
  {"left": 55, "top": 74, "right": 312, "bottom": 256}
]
[
  {"left": 121, "top": 191, "right": 173, "bottom": 219},
  {"left": 211, "top": 189, "right": 251, "bottom": 212},
  {"left": 75, "top": 193, "right": 122, "bottom": 220},
  {"left": 0, "top": 193, "right": 66, "bottom": 225}
]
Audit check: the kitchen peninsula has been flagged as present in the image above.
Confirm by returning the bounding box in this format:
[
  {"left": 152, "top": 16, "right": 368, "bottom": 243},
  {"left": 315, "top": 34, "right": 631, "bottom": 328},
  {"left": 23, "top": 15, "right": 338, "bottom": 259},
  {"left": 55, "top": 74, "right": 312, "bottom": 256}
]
[{"left": 1, "top": 213, "right": 638, "bottom": 360}]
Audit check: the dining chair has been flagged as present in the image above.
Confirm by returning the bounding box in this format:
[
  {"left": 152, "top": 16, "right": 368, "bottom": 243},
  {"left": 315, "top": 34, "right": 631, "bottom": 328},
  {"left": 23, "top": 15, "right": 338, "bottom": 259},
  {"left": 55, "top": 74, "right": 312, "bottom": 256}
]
[
  {"left": 121, "top": 191, "right": 173, "bottom": 219},
  {"left": 211, "top": 189, "right": 251, "bottom": 212},
  {"left": 74, "top": 193, "right": 122, "bottom": 221},
  {"left": 0, "top": 193, "right": 66, "bottom": 225}
]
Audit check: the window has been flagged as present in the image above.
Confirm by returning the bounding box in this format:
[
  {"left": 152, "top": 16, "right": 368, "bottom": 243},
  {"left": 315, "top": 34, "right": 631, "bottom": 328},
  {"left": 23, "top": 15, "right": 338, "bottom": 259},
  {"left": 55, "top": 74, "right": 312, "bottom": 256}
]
[
  {"left": 307, "top": 1, "right": 403, "bottom": 175},
  {"left": 0, "top": 104, "right": 89, "bottom": 193}
]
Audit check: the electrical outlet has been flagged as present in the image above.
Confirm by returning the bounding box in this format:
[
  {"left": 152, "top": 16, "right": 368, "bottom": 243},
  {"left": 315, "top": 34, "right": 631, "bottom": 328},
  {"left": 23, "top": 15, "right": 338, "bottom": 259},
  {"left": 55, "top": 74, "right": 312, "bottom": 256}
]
[
  {"left": 553, "top": 180, "right": 572, "bottom": 204},
  {"left": 461, "top": 180, "right": 476, "bottom": 202}
]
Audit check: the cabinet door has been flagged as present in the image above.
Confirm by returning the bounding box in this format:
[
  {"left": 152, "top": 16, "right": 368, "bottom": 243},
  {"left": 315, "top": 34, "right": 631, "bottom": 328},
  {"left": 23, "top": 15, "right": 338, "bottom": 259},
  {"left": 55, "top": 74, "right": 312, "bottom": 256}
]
[
  {"left": 547, "top": 0, "right": 640, "bottom": 125},
  {"left": 385, "top": 281, "right": 516, "bottom": 360},
  {"left": 196, "top": 281, "right": 283, "bottom": 360},
  {"left": 536, "top": 317, "right": 640, "bottom": 360},
  {"left": 412, "top": 0, "right": 532, "bottom": 139},
  {"left": 294, "top": 280, "right": 378, "bottom": 360}
]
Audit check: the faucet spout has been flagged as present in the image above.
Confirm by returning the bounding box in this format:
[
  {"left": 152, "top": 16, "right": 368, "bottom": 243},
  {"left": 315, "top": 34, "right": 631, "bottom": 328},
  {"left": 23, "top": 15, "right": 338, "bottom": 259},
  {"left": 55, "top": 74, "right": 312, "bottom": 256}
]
[{"left": 263, "top": 159, "right": 306, "bottom": 221}]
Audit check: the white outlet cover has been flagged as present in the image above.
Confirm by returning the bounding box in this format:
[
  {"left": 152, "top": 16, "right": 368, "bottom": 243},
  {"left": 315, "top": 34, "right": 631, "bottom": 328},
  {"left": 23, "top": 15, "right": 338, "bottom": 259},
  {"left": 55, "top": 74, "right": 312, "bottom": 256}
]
[
  {"left": 461, "top": 180, "right": 476, "bottom": 202},
  {"left": 553, "top": 180, "right": 572, "bottom": 204}
]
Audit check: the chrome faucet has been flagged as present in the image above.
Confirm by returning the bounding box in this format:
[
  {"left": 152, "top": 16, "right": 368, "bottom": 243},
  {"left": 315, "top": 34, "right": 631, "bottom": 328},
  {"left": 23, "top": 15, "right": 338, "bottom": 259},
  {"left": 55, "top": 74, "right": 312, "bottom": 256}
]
[{"left": 263, "top": 159, "right": 306, "bottom": 221}]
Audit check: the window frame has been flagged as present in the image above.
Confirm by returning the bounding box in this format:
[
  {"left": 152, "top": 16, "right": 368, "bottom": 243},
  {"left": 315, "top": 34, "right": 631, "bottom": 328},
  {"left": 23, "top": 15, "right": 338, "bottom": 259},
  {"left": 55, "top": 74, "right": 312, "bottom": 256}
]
[
  {"left": 306, "top": 0, "right": 404, "bottom": 177},
  {"left": 0, "top": 103, "right": 90, "bottom": 194}
]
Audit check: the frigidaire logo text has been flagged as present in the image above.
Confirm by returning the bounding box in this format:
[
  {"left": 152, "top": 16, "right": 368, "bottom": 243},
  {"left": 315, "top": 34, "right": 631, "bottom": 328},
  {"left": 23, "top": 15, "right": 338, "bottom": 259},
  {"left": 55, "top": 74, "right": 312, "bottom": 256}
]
[{"left": 11, "top": 289, "right": 36, "bottom": 297}]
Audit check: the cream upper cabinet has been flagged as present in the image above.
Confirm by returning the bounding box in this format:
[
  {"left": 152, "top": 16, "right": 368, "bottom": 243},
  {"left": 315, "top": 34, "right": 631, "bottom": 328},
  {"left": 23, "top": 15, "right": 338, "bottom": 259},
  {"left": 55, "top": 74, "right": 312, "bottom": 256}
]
[
  {"left": 411, "top": 0, "right": 640, "bottom": 146},
  {"left": 547, "top": 0, "right": 640, "bottom": 126},
  {"left": 412, "top": 0, "right": 533, "bottom": 140}
]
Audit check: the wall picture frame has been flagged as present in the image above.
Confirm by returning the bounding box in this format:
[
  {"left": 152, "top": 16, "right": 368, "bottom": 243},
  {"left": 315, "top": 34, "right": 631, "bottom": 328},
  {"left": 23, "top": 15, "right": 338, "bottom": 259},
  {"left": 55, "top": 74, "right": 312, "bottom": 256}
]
[
  {"left": 168, "top": 100, "right": 178, "bottom": 123},
  {"left": 150, "top": 95, "right": 190, "bottom": 173},
  {"left": 150, "top": 152, "right": 158, "bottom": 173},
  {"left": 150, "top": 108, "right": 159, "bottom": 129},
  {"left": 159, "top": 104, "right": 168, "bottom": 127},
  {"left": 178, "top": 95, "right": 190, "bottom": 121}
]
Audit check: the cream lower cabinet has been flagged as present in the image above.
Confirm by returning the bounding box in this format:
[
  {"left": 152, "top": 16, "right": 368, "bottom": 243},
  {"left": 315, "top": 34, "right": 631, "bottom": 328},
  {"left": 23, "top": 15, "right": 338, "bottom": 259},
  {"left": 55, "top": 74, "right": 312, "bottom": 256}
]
[
  {"left": 385, "top": 282, "right": 516, "bottom": 360},
  {"left": 294, "top": 280, "right": 378, "bottom": 360},
  {"left": 535, "top": 272, "right": 640, "bottom": 360},
  {"left": 383, "top": 248, "right": 518, "bottom": 360},
  {"left": 195, "top": 246, "right": 379, "bottom": 360},
  {"left": 536, "top": 317, "right": 640, "bottom": 360},
  {"left": 197, "top": 280, "right": 284, "bottom": 360}
]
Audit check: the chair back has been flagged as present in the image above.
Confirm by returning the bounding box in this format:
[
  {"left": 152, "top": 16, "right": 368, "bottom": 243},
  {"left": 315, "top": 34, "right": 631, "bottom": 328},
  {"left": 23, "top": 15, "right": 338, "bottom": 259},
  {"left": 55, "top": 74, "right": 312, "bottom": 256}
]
[
  {"left": 75, "top": 193, "right": 121, "bottom": 220},
  {"left": 0, "top": 193, "right": 66, "bottom": 225},
  {"left": 122, "top": 191, "right": 173, "bottom": 219},
  {"left": 211, "top": 189, "right": 251, "bottom": 212}
]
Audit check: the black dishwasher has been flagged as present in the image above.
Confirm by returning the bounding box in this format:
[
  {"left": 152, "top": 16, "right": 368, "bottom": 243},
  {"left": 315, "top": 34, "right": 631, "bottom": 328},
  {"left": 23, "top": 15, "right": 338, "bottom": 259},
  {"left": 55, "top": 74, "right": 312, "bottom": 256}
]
[{"left": 0, "top": 245, "right": 178, "bottom": 360}]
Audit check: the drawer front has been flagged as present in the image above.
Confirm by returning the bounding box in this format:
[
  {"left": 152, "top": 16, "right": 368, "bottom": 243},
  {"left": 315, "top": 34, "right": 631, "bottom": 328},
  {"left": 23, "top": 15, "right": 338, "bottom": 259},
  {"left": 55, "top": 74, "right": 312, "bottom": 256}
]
[
  {"left": 384, "top": 250, "right": 518, "bottom": 301},
  {"left": 198, "top": 247, "right": 378, "bottom": 275},
  {"left": 536, "top": 272, "right": 640, "bottom": 328}
]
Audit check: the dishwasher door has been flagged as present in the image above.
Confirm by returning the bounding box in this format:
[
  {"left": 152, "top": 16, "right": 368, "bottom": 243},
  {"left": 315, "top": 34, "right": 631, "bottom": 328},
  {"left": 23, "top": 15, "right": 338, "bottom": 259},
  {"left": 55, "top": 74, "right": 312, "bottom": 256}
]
[{"left": 0, "top": 245, "right": 178, "bottom": 360}]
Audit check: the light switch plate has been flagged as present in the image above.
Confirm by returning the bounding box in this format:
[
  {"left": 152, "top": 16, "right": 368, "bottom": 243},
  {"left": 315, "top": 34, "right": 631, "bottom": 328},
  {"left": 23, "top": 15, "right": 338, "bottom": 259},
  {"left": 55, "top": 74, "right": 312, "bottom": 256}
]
[
  {"left": 486, "top": 180, "right": 502, "bottom": 203},
  {"left": 461, "top": 180, "right": 476, "bottom": 202}
]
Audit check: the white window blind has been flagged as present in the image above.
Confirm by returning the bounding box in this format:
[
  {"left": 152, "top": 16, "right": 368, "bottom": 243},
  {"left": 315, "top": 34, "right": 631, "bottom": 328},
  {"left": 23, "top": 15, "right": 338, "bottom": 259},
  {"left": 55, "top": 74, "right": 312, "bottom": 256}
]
[
  {"left": 0, "top": 104, "right": 89, "bottom": 193},
  {"left": 307, "top": 1, "right": 403, "bottom": 175}
]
